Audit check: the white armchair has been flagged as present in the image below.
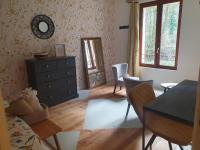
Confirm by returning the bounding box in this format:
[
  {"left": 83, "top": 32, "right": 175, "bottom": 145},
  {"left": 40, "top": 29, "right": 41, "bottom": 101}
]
[
  {"left": 112, "top": 63, "right": 139, "bottom": 94},
  {"left": 112, "top": 63, "right": 128, "bottom": 94}
]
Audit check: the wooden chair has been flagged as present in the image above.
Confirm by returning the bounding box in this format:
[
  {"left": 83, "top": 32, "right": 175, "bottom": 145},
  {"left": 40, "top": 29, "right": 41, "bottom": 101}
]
[
  {"left": 192, "top": 69, "right": 200, "bottom": 150},
  {"left": 128, "top": 83, "right": 189, "bottom": 150},
  {"left": 123, "top": 77, "right": 153, "bottom": 119}
]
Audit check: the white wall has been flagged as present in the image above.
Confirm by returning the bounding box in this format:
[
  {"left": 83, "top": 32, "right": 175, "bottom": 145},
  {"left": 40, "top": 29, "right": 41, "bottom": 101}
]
[
  {"left": 115, "top": 0, "right": 200, "bottom": 89},
  {"left": 113, "top": 0, "right": 130, "bottom": 64}
]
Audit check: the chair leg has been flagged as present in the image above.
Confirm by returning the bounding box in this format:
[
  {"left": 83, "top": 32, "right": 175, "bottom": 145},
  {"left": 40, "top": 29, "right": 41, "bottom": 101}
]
[
  {"left": 120, "top": 86, "right": 122, "bottom": 90},
  {"left": 53, "top": 134, "right": 61, "bottom": 150},
  {"left": 179, "top": 145, "right": 184, "bottom": 150},
  {"left": 142, "top": 124, "right": 145, "bottom": 150},
  {"left": 168, "top": 142, "right": 173, "bottom": 150},
  {"left": 113, "top": 84, "right": 117, "bottom": 94},
  {"left": 125, "top": 103, "right": 131, "bottom": 119},
  {"left": 145, "top": 134, "right": 157, "bottom": 150}
]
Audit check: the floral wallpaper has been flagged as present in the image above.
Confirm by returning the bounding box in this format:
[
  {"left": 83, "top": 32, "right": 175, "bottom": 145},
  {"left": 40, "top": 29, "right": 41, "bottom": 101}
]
[{"left": 0, "top": 0, "right": 117, "bottom": 99}]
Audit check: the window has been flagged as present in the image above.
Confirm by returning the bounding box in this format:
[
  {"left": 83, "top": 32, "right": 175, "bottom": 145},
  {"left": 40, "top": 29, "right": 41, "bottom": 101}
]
[{"left": 139, "top": 0, "right": 182, "bottom": 70}]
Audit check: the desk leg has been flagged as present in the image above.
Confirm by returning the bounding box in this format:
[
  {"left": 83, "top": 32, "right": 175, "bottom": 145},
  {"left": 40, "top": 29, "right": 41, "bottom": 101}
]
[{"left": 53, "top": 134, "right": 61, "bottom": 150}]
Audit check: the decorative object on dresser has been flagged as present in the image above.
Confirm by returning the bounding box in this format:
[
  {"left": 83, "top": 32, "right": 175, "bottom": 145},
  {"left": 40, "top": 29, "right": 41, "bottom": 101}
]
[
  {"left": 26, "top": 56, "right": 78, "bottom": 106},
  {"left": 81, "top": 37, "right": 106, "bottom": 89},
  {"left": 33, "top": 51, "right": 49, "bottom": 59},
  {"left": 55, "top": 44, "right": 66, "bottom": 57}
]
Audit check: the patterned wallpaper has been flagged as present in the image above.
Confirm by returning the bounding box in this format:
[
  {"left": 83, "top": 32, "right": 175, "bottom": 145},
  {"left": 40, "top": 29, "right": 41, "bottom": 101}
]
[{"left": 0, "top": 0, "right": 117, "bottom": 99}]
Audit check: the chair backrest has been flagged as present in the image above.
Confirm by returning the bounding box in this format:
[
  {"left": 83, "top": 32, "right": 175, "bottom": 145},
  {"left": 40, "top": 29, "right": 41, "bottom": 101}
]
[
  {"left": 192, "top": 69, "right": 200, "bottom": 150},
  {"left": 123, "top": 76, "right": 153, "bottom": 103},
  {"left": 128, "top": 83, "right": 155, "bottom": 122},
  {"left": 112, "top": 63, "right": 128, "bottom": 82}
]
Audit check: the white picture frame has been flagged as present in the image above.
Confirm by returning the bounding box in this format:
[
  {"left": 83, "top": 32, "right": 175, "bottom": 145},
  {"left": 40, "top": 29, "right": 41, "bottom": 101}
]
[{"left": 55, "top": 44, "right": 66, "bottom": 57}]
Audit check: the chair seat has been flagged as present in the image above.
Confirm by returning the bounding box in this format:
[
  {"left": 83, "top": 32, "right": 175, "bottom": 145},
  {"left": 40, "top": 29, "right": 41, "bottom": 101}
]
[
  {"left": 126, "top": 76, "right": 139, "bottom": 81},
  {"left": 119, "top": 76, "right": 139, "bottom": 82},
  {"left": 118, "top": 77, "right": 124, "bottom": 82},
  {"left": 118, "top": 76, "right": 139, "bottom": 85}
]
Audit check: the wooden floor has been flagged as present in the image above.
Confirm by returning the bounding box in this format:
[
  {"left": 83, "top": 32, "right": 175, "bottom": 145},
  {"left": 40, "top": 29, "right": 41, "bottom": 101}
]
[{"left": 49, "top": 84, "right": 177, "bottom": 150}]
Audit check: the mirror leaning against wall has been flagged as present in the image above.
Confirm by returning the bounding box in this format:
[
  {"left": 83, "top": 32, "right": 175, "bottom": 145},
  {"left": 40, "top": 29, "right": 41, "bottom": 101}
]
[{"left": 81, "top": 37, "right": 106, "bottom": 89}]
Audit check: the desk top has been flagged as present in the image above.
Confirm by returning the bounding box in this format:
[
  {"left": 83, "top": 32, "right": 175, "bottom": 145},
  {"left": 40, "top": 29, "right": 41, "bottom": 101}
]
[
  {"left": 31, "top": 119, "right": 62, "bottom": 139},
  {"left": 144, "top": 80, "right": 197, "bottom": 126}
]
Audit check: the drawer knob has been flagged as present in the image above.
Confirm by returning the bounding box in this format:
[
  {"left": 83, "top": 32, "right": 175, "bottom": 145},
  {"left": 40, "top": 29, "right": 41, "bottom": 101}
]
[
  {"left": 47, "top": 74, "right": 51, "bottom": 79},
  {"left": 45, "top": 64, "right": 49, "bottom": 68},
  {"left": 66, "top": 72, "right": 70, "bottom": 75},
  {"left": 48, "top": 95, "right": 53, "bottom": 99},
  {"left": 48, "top": 84, "right": 52, "bottom": 88}
]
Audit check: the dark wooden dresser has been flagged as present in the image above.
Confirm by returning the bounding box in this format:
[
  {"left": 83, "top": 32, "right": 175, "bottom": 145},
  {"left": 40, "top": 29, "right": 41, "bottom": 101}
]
[{"left": 26, "top": 56, "right": 78, "bottom": 106}]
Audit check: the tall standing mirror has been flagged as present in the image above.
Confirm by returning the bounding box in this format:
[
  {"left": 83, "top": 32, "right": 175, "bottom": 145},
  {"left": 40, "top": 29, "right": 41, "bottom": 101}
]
[{"left": 81, "top": 37, "right": 106, "bottom": 88}]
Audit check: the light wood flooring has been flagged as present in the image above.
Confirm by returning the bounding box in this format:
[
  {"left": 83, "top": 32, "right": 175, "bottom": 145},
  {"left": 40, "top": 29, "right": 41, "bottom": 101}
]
[{"left": 49, "top": 84, "right": 177, "bottom": 150}]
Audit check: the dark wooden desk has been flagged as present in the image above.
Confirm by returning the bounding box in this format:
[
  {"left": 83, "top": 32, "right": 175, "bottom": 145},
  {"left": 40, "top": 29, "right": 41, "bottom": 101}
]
[{"left": 143, "top": 80, "right": 197, "bottom": 149}]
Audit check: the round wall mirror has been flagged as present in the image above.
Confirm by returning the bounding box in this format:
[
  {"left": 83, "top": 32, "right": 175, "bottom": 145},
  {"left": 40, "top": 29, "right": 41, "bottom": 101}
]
[{"left": 31, "top": 15, "right": 55, "bottom": 39}]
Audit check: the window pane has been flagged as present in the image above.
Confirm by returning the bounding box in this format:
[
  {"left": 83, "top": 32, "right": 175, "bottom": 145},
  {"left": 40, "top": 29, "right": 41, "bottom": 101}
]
[
  {"left": 159, "top": 2, "right": 180, "bottom": 67},
  {"left": 142, "top": 6, "right": 157, "bottom": 65}
]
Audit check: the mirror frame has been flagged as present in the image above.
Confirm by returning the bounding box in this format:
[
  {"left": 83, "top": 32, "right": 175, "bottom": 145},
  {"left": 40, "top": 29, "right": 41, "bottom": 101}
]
[
  {"left": 31, "top": 15, "right": 55, "bottom": 39},
  {"left": 81, "top": 37, "right": 106, "bottom": 89}
]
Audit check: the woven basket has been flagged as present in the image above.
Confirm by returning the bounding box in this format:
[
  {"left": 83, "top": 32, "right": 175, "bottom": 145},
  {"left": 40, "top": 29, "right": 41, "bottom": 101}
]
[{"left": 21, "top": 103, "right": 49, "bottom": 125}]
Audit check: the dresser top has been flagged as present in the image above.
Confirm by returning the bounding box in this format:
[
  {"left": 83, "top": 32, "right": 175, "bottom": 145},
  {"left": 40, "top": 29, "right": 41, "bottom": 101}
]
[{"left": 26, "top": 56, "right": 75, "bottom": 62}]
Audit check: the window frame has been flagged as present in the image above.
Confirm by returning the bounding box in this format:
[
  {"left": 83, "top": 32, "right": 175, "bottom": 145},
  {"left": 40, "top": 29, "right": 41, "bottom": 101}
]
[{"left": 139, "top": 0, "right": 183, "bottom": 70}]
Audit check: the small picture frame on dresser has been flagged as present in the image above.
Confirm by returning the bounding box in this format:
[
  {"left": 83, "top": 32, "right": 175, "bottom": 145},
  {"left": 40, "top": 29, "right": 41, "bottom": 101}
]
[{"left": 55, "top": 44, "right": 66, "bottom": 57}]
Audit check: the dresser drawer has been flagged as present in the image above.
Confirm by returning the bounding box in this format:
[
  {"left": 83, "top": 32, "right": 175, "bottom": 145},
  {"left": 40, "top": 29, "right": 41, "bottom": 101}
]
[
  {"left": 37, "top": 70, "right": 66, "bottom": 83},
  {"left": 65, "top": 57, "right": 75, "bottom": 67},
  {"left": 37, "top": 79, "right": 68, "bottom": 91},
  {"left": 56, "top": 57, "right": 75, "bottom": 69},
  {"left": 66, "top": 77, "right": 77, "bottom": 87},
  {"left": 38, "top": 94, "right": 57, "bottom": 106},
  {"left": 38, "top": 88, "right": 78, "bottom": 106},
  {"left": 65, "top": 68, "right": 76, "bottom": 77},
  {"left": 35, "top": 61, "right": 56, "bottom": 73},
  {"left": 38, "top": 89, "right": 66, "bottom": 106},
  {"left": 67, "top": 87, "right": 78, "bottom": 96},
  {"left": 57, "top": 59, "right": 66, "bottom": 69}
]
